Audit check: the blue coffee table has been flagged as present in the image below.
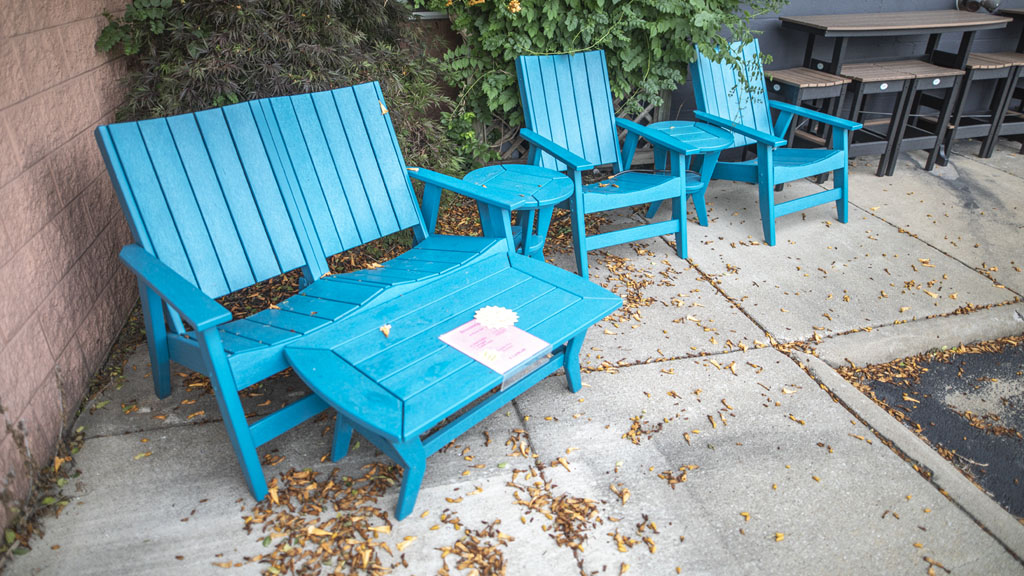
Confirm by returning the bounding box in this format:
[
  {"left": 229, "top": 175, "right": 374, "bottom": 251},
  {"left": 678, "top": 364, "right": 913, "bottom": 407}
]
[
  {"left": 639, "top": 121, "right": 733, "bottom": 224},
  {"left": 462, "top": 164, "right": 574, "bottom": 259}
]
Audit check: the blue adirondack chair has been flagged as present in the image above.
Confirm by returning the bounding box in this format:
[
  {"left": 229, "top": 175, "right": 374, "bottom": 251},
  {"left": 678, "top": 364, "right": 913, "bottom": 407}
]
[
  {"left": 95, "top": 82, "right": 531, "bottom": 499},
  {"left": 691, "top": 40, "right": 862, "bottom": 245},
  {"left": 516, "top": 51, "right": 699, "bottom": 278}
]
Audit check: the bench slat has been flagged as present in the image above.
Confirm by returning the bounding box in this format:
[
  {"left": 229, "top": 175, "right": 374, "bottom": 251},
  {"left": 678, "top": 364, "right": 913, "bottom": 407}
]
[
  {"left": 107, "top": 122, "right": 197, "bottom": 287},
  {"left": 166, "top": 115, "right": 256, "bottom": 292},
  {"left": 331, "top": 88, "right": 401, "bottom": 238},
  {"left": 193, "top": 108, "right": 292, "bottom": 285},
  {"left": 138, "top": 119, "right": 231, "bottom": 297},
  {"left": 357, "top": 276, "right": 555, "bottom": 385},
  {"left": 358, "top": 83, "right": 424, "bottom": 235},
  {"left": 220, "top": 104, "right": 308, "bottom": 276}
]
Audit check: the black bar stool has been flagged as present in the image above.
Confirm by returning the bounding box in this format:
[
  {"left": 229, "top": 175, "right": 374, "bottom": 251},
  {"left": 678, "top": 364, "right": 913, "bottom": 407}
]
[
  {"left": 766, "top": 67, "right": 851, "bottom": 148},
  {"left": 839, "top": 62, "right": 916, "bottom": 177},
  {"left": 884, "top": 60, "right": 964, "bottom": 175},
  {"left": 941, "top": 52, "right": 1024, "bottom": 161}
]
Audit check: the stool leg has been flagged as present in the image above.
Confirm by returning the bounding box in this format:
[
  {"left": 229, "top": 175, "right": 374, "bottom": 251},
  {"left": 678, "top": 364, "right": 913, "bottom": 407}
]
[
  {"left": 926, "top": 77, "right": 961, "bottom": 172},
  {"left": 882, "top": 81, "right": 915, "bottom": 177},
  {"left": 983, "top": 67, "right": 1020, "bottom": 159},
  {"left": 941, "top": 69, "right": 974, "bottom": 167},
  {"left": 563, "top": 334, "right": 585, "bottom": 393},
  {"left": 331, "top": 415, "right": 354, "bottom": 461},
  {"left": 848, "top": 82, "right": 866, "bottom": 158},
  {"left": 392, "top": 440, "right": 427, "bottom": 520}
]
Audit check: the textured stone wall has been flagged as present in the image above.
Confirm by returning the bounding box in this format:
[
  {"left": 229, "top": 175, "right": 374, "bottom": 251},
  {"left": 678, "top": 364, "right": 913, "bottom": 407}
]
[{"left": 0, "top": 1, "right": 135, "bottom": 529}]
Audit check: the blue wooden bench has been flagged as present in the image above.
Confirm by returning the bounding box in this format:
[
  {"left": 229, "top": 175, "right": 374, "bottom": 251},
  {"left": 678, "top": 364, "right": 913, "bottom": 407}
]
[{"left": 96, "top": 82, "right": 620, "bottom": 504}]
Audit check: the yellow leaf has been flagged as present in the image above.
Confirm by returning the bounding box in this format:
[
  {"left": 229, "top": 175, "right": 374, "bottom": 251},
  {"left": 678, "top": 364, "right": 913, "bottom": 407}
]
[
  {"left": 380, "top": 324, "right": 391, "bottom": 338},
  {"left": 775, "top": 533, "right": 784, "bottom": 542}
]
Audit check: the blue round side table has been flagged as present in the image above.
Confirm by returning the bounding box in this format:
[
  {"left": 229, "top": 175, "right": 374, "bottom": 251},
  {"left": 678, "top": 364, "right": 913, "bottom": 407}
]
[
  {"left": 462, "top": 164, "right": 574, "bottom": 259},
  {"left": 643, "top": 121, "right": 733, "bottom": 224}
]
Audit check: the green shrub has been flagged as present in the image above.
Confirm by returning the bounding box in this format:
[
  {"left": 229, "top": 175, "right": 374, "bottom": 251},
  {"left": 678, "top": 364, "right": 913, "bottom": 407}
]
[
  {"left": 414, "top": 0, "right": 785, "bottom": 158},
  {"left": 96, "top": 0, "right": 464, "bottom": 173}
]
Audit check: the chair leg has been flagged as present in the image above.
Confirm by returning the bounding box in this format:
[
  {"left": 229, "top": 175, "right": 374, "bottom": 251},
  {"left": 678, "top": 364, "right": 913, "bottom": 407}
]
[
  {"left": 331, "top": 415, "right": 354, "bottom": 461},
  {"left": 139, "top": 282, "right": 172, "bottom": 399},
  {"left": 672, "top": 193, "right": 687, "bottom": 258},
  {"left": 569, "top": 198, "right": 588, "bottom": 279},
  {"left": 196, "top": 330, "right": 267, "bottom": 500},
  {"left": 392, "top": 440, "right": 427, "bottom": 520},
  {"left": 563, "top": 334, "right": 585, "bottom": 393},
  {"left": 757, "top": 147, "right": 777, "bottom": 246}
]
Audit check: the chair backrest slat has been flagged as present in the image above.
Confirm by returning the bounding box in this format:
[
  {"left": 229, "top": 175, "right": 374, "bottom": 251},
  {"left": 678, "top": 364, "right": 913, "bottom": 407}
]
[
  {"left": 692, "top": 40, "right": 774, "bottom": 149},
  {"left": 97, "top": 81, "right": 428, "bottom": 301},
  {"left": 517, "top": 50, "right": 621, "bottom": 171}
]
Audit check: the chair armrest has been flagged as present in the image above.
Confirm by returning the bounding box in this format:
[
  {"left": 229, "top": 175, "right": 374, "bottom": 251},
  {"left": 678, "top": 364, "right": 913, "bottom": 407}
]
[
  {"left": 407, "top": 167, "right": 529, "bottom": 212},
  {"left": 615, "top": 117, "right": 697, "bottom": 155},
  {"left": 768, "top": 100, "right": 862, "bottom": 131},
  {"left": 120, "top": 244, "right": 232, "bottom": 333},
  {"left": 694, "top": 110, "right": 787, "bottom": 148},
  {"left": 519, "top": 129, "right": 595, "bottom": 171}
]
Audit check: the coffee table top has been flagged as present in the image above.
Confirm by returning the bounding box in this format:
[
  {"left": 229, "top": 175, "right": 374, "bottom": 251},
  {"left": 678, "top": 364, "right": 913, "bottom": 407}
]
[
  {"left": 646, "top": 121, "right": 733, "bottom": 154},
  {"left": 463, "top": 164, "right": 573, "bottom": 208},
  {"left": 285, "top": 253, "right": 621, "bottom": 442}
]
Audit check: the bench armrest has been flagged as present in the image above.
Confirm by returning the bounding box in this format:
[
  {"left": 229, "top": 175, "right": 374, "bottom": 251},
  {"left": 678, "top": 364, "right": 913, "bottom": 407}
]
[
  {"left": 120, "top": 244, "right": 232, "bottom": 333},
  {"left": 519, "top": 129, "right": 595, "bottom": 171},
  {"left": 615, "top": 117, "right": 697, "bottom": 155},
  {"left": 768, "top": 100, "right": 862, "bottom": 131},
  {"left": 694, "top": 110, "right": 788, "bottom": 148},
  {"left": 407, "top": 167, "right": 528, "bottom": 212}
]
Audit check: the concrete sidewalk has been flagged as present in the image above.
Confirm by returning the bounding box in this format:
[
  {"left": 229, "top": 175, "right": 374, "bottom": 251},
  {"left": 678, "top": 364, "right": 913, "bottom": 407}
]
[{"left": 7, "top": 142, "right": 1024, "bottom": 575}]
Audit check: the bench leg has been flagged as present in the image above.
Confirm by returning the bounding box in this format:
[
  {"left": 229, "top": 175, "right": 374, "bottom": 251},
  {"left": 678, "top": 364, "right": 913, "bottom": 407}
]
[
  {"left": 392, "top": 440, "right": 427, "bottom": 520},
  {"left": 563, "top": 335, "right": 586, "bottom": 393},
  {"left": 331, "top": 415, "right": 354, "bottom": 461},
  {"left": 197, "top": 330, "right": 267, "bottom": 500}
]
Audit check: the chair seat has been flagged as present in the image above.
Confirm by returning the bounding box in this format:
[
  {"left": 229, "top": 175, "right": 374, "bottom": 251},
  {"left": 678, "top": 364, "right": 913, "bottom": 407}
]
[
  {"left": 172, "top": 235, "right": 506, "bottom": 385},
  {"left": 581, "top": 171, "right": 680, "bottom": 212},
  {"left": 717, "top": 147, "right": 846, "bottom": 183},
  {"left": 767, "top": 67, "right": 851, "bottom": 88}
]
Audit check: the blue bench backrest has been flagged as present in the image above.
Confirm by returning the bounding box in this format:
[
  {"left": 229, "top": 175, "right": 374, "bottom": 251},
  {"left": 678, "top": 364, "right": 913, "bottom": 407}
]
[
  {"left": 96, "top": 82, "right": 427, "bottom": 300},
  {"left": 691, "top": 40, "right": 773, "bottom": 149},
  {"left": 516, "top": 50, "right": 622, "bottom": 172}
]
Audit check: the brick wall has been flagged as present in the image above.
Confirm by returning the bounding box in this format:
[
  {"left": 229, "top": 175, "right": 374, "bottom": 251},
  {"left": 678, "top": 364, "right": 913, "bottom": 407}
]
[{"left": 0, "top": 1, "right": 136, "bottom": 529}]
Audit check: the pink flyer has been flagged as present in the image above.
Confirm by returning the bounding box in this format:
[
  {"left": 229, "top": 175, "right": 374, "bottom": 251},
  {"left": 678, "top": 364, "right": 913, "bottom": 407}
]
[{"left": 439, "top": 320, "right": 549, "bottom": 375}]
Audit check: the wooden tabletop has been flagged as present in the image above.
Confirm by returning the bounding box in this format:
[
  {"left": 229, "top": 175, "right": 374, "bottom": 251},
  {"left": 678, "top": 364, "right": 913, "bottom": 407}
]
[
  {"left": 999, "top": 8, "right": 1024, "bottom": 17},
  {"left": 781, "top": 10, "right": 1010, "bottom": 37}
]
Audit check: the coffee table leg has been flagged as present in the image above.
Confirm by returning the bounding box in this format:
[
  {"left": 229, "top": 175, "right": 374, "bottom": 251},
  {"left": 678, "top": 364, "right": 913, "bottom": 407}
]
[
  {"left": 532, "top": 207, "right": 556, "bottom": 260},
  {"left": 331, "top": 415, "right": 354, "bottom": 461},
  {"left": 392, "top": 440, "right": 427, "bottom": 520},
  {"left": 563, "top": 333, "right": 586, "bottom": 393}
]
